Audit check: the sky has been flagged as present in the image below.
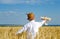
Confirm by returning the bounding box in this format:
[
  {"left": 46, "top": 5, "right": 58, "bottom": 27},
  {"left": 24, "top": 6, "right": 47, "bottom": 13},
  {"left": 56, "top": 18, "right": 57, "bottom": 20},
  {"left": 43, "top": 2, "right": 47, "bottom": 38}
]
[{"left": 0, "top": 0, "right": 60, "bottom": 25}]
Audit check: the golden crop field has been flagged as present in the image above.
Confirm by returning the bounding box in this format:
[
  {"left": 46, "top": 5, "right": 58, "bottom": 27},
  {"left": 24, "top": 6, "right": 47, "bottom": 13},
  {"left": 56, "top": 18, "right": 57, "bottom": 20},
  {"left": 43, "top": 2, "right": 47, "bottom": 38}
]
[{"left": 0, "top": 26, "right": 60, "bottom": 39}]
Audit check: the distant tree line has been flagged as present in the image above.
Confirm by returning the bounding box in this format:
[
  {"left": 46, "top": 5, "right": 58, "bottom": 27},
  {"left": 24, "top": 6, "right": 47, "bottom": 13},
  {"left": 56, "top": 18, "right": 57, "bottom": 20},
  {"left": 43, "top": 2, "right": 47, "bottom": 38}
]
[{"left": 0, "top": 24, "right": 60, "bottom": 27}]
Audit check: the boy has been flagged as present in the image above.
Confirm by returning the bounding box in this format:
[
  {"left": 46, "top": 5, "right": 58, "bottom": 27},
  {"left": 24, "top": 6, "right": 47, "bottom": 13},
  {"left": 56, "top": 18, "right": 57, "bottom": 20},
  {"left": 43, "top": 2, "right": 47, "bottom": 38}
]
[{"left": 16, "top": 13, "right": 51, "bottom": 39}]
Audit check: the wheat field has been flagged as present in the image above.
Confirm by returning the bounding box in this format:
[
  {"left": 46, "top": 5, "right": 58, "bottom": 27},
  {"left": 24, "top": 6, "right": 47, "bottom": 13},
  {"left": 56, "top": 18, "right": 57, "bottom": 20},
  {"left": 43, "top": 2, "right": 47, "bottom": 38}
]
[{"left": 0, "top": 26, "right": 60, "bottom": 39}]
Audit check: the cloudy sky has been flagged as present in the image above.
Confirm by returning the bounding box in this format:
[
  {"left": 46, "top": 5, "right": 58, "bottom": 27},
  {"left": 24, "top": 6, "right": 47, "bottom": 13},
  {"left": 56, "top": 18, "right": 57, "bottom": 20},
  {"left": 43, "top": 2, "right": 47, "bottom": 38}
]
[{"left": 0, "top": 0, "right": 60, "bottom": 25}]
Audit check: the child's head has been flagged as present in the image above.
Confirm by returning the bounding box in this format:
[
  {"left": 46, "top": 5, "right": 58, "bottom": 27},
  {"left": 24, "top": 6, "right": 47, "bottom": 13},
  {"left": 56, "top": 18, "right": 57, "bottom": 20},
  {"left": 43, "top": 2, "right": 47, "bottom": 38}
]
[{"left": 27, "top": 12, "right": 35, "bottom": 21}]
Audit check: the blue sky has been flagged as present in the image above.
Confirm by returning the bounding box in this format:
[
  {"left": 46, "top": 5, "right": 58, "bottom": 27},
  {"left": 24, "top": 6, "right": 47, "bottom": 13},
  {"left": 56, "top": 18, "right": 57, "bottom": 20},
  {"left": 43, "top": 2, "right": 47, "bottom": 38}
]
[{"left": 0, "top": 0, "right": 60, "bottom": 25}]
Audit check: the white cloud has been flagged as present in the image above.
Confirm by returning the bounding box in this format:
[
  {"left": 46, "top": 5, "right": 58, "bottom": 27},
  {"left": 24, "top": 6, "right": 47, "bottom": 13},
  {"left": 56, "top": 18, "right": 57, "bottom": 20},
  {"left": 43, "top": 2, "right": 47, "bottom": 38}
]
[
  {"left": 0, "top": 0, "right": 32, "bottom": 4},
  {"left": 0, "top": 9, "right": 26, "bottom": 17},
  {"left": 0, "top": 0, "right": 13, "bottom": 4},
  {"left": 0, "top": 0, "right": 55, "bottom": 5},
  {"left": 0, "top": 11, "right": 18, "bottom": 16}
]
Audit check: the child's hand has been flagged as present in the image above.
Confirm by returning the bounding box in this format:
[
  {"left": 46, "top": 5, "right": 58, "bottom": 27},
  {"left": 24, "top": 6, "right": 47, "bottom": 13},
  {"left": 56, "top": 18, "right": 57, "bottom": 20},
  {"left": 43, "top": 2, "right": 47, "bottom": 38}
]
[
  {"left": 15, "top": 32, "right": 23, "bottom": 36},
  {"left": 15, "top": 33, "right": 22, "bottom": 36}
]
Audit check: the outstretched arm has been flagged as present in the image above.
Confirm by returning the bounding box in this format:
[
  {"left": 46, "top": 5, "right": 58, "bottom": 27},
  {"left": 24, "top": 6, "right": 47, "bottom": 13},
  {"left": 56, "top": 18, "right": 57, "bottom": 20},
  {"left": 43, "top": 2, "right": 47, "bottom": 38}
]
[
  {"left": 16, "top": 25, "right": 27, "bottom": 35},
  {"left": 39, "top": 20, "right": 47, "bottom": 26},
  {"left": 16, "top": 27, "right": 24, "bottom": 34},
  {"left": 39, "top": 16, "right": 51, "bottom": 27}
]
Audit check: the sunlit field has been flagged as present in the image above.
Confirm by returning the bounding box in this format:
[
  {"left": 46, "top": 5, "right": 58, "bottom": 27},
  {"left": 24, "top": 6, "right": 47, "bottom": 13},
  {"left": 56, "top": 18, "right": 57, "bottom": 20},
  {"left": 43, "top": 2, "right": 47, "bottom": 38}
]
[{"left": 0, "top": 26, "right": 60, "bottom": 39}]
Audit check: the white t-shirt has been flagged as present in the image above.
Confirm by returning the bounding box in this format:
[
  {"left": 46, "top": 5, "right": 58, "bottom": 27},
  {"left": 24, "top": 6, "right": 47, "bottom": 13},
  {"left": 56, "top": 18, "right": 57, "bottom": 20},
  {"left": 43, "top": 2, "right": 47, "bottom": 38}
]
[{"left": 16, "top": 20, "right": 46, "bottom": 34}]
